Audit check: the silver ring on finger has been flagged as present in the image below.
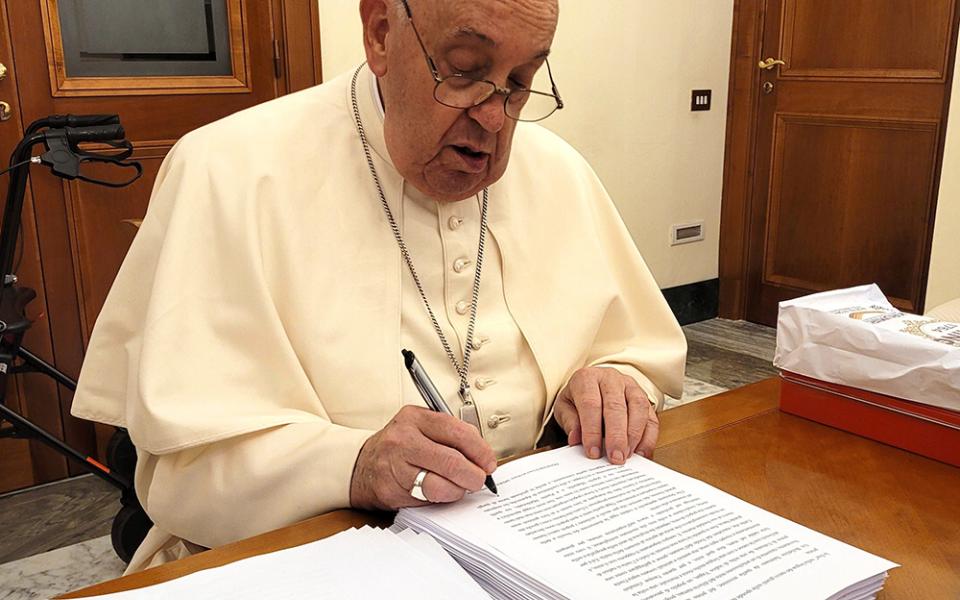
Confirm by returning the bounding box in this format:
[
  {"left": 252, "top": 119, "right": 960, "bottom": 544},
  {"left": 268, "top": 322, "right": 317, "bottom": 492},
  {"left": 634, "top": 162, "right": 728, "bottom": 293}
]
[{"left": 410, "top": 468, "right": 430, "bottom": 502}]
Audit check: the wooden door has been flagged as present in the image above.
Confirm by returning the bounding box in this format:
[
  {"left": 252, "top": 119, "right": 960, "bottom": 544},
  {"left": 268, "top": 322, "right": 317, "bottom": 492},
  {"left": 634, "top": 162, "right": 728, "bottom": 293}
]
[
  {"left": 0, "top": 0, "right": 321, "bottom": 493},
  {"left": 720, "top": 0, "right": 959, "bottom": 326}
]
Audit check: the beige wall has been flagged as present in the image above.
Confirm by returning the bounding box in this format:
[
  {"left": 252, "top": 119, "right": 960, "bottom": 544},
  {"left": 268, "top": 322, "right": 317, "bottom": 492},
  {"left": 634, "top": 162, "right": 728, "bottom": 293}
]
[
  {"left": 318, "top": 1, "right": 734, "bottom": 290},
  {"left": 318, "top": 1, "right": 365, "bottom": 84},
  {"left": 925, "top": 44, "right": 960, "bottom": 312}
]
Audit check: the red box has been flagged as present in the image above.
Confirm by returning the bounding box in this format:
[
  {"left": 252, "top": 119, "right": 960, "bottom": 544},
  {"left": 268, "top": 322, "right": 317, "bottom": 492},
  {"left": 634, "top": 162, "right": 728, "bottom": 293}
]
[{"left": 779, "top": 371, "right": 960, "bottom": 467}]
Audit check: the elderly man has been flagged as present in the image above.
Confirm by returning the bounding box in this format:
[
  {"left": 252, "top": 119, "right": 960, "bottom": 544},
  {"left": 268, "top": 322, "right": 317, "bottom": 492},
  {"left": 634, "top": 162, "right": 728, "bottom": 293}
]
[{"left": 73, "top": 0, "right": 686, "bottom": 572}]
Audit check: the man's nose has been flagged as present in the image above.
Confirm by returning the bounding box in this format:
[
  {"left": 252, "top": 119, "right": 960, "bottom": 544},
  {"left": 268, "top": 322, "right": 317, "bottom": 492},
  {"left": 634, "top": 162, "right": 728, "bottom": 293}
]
[{"left": 467, "top": 94, "right": 507, "bottom": 133}]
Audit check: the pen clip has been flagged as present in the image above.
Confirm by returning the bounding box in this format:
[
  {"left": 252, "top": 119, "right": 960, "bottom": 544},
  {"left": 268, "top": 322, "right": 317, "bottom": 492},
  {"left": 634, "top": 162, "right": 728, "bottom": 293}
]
[
  {"left": 403, "top": 349, "right": 455, "bottom": 417},
  {"left": 413, "top": 378, "right": 443, "bottom": 412}
]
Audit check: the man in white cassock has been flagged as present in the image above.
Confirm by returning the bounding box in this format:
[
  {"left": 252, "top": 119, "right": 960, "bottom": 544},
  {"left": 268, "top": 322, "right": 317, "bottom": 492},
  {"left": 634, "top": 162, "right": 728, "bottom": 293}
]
[{"left": 72, "top": 0, "right": 686, "bottom": 572}]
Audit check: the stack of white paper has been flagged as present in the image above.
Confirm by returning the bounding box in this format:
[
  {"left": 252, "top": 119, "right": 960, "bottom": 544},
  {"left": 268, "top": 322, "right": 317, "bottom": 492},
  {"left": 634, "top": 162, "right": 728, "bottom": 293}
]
[
  {"left": 77, "top": 526, "right": 490, "bottom": 599},
  {"left": 396, "top": 446, "right": 898, "bottom": 600}
]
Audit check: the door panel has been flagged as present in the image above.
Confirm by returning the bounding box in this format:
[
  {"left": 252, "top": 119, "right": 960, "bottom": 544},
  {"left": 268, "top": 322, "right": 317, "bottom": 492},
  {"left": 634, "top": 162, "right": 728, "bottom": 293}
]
[
  {"left": 742, "top": 0, "right": 958, "bottom": 325},
  {"left": 764, "top": 115, "right": 940, "bottom": 309},
  {"left": 782, "top": 0, "right": 953, "bottom": 79},
  {"left": 0, "top": 0, "right": 321, "bottom": 491}
]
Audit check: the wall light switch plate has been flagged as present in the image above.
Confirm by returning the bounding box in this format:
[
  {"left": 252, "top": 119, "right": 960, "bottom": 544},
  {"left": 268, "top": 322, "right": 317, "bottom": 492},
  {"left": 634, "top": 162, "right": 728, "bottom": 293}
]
[{"left": 691, "top": 89, "right": 712, "bottom": 111}]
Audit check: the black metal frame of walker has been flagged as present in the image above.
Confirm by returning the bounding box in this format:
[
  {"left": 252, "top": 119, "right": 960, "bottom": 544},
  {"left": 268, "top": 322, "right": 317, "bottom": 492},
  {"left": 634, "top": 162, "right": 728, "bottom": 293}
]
[{"left": 0, "top": 114, "right": 151, "bottom": 562}]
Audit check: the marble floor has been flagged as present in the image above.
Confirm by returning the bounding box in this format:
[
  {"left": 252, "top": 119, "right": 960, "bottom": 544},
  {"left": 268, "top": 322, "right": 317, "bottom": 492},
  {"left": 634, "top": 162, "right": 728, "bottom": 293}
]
[{"left": 0, "top": 318, "right": 777, "bottom": 599}]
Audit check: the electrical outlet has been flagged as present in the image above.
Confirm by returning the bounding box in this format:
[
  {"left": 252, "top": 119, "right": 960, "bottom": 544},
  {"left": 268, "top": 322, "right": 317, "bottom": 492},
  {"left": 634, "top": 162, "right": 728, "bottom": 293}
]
[
  {"left": 691, "top": 90, "right": 712, "bottom": 111},
  {"left": 671, "top": 222, "right": 705, "bottom": 246}
]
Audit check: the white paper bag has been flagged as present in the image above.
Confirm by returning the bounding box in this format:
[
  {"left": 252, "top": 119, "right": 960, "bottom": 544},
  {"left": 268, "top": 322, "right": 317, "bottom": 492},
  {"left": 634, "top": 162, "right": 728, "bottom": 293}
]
[{"left": 774, "top": 284, "right": 960, "bottom": 412}]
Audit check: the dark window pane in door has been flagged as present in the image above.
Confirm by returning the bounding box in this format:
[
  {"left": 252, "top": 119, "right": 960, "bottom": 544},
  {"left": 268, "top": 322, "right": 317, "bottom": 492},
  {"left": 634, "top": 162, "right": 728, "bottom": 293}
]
[{"left": 58, "top": 0, "right": 232, "bottom": 77}]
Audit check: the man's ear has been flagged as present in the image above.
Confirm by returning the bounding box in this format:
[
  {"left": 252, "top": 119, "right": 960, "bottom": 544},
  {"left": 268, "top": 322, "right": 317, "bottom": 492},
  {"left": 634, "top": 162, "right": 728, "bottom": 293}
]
[{"left": 360, "top": 0, "right": 391, "bottom": 76}]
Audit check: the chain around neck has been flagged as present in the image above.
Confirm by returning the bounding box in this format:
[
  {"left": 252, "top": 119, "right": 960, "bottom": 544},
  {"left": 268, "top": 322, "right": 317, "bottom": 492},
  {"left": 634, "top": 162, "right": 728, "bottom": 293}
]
[{"left": 350, "top": 65, "right": 488, "bottom": 399}]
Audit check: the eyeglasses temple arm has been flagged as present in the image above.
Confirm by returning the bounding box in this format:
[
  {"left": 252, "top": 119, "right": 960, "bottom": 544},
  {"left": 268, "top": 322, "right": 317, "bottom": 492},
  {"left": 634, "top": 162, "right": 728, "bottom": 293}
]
[
  {"left": 401, "top": 0, "right": 444, "bottom": 84},
  {"left": 545, "top": 58, "right": 564, "bottom": 109}
]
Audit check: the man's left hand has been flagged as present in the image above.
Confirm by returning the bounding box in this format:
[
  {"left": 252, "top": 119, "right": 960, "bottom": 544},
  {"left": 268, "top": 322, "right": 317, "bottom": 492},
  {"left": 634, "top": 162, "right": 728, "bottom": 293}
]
[{"left": 553, "top": 367, "right": 658, "bottom": 465}]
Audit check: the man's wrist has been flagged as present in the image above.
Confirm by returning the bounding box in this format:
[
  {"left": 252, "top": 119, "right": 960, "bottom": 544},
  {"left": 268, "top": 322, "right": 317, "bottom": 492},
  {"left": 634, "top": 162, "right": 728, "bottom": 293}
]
[{"left": 348, "top": 433, "right": 379, "bottom": 511}]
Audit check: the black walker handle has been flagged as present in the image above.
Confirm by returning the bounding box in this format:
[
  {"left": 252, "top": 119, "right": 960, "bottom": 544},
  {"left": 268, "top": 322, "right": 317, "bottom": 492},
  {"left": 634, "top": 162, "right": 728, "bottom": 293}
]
[
  {"left": 65, "top": 124, "right": 126, "bottom": 145},
  {"left": 26, "top": 114, "right": 120, "bottom": 135}
]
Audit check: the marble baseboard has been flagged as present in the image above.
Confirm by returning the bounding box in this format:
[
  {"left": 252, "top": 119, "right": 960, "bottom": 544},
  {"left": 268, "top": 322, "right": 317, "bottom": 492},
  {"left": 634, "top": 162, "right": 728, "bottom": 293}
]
[
  {"left": 0, "top": 535, "right": 124, "bottom": 600},
  {"left": 662, "top": 279, "right": 719, "bottom": 326}
]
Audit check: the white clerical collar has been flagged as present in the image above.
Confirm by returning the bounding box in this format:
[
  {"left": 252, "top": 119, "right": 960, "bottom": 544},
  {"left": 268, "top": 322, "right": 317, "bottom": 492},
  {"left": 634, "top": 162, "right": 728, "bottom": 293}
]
[{"left": 370, "top": 69, "right": 385, "bottom": 121}]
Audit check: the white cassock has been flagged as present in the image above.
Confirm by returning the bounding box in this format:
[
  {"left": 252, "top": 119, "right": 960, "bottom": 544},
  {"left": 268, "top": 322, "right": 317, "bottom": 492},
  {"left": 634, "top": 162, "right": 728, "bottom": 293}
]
[{"left": 72, "top": 64, "right": 687, "bottom": 572}]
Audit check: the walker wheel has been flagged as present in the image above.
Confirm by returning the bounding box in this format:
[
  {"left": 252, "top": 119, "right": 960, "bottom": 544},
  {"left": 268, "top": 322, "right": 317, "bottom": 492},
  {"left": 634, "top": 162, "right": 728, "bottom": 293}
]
[{"left": 111, "top": 504, "right": 153, "bottom": 563}]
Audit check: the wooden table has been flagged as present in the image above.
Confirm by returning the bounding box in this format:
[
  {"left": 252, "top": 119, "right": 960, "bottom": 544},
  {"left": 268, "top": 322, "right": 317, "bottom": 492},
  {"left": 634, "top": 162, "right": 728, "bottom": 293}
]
[{"left": 61, "top": 378, "right": 960, "bottom": 599}]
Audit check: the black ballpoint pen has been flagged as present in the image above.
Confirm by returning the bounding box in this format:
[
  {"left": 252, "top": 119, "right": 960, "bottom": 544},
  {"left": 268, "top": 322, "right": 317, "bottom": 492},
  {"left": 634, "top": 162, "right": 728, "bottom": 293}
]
[{"left": 402, "top": 349, "right": 498, "bottom": 495}]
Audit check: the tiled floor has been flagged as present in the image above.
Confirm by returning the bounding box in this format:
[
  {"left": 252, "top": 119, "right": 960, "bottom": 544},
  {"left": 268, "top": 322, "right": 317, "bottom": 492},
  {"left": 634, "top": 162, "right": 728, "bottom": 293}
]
[
  {"left": 0, "top": 318, "right": 777, "bottom": 599},
  {"left": 0, "top": 536, "right": 124, "bottom": 600},
  {"left": 0, "top": 476, "right": 119, "bottom": 565},
  {"left": 683, "top": 319, "right": 779, "bottom": 391}
]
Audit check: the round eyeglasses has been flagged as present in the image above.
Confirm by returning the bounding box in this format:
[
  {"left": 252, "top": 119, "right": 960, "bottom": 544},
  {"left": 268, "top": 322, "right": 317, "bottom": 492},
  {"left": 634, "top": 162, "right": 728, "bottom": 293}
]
[{"left": 431, "top": 68, "right": 564, "bottom": 123}]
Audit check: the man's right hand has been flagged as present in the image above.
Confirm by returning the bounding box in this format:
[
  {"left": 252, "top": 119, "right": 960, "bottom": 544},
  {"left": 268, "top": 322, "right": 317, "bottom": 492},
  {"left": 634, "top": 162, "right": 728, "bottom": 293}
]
[{"left": 349, "top": 405, "right": 498, "bottom": 511}]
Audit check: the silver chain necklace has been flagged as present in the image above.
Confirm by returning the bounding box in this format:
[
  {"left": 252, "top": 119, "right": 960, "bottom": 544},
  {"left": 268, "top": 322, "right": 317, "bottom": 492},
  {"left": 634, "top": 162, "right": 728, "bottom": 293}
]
[{"left": 350, "top": 66, "right": 487, "bottom": 427}]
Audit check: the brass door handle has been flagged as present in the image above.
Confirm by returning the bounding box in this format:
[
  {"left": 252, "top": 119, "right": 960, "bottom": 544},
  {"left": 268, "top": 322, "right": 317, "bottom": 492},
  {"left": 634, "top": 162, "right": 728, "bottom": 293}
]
[
  {"left": 0, "top": 62, "right": 7, "bottom": 80},
  {"left": 758, "top": 57, "right": 786, "bottom": 70},
  {"left": 0, "top": 101, "right": 12, "bottom": 122}
]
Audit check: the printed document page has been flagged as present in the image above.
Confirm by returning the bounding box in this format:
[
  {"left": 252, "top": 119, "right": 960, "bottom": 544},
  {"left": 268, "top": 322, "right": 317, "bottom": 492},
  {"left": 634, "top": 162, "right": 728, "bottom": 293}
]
[
  {"left": 399, "top": 446, "right": 897, "bottom": 600},
  {"left": 76, "top": 526, "right": 489, "bottom": 600}
]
